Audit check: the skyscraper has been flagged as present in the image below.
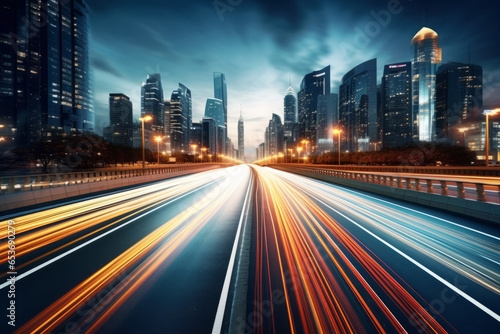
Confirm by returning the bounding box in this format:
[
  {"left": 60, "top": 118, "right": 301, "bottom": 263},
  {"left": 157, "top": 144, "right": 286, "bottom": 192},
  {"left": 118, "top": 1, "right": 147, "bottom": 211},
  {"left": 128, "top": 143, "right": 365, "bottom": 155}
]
[
  {"left": 0, "top": 0, "right": 94, "bottom": 148},
  {"left": 436, "top": 62, "right": 483, "bottom": 144},
  {"left": 179, "top": 83, "right": 192, "bottom": 145},
  {"left": 411, "top": 27, "right": 442, "bottom": 142},
  {"left": 108, "top": 94, "right": 133, "bottom": 147},
  {"left": 382, "top": 62, "right": 413, "bottom": 149},
  {"left": 213, "top": 72, "right": 227, "bottom": 152},
  {"left": 298, "top": 66, "right": 331, "bottom": 150},
  {"left": 339, "top": 58, "right": 377, "bottom": 152},
  {"left": 266, "top": 114, "right": 284, "bottom": 156},
  {"left": 205, "top": 98, "right": 225, "bottom": 128},
  {"left": 164, "top": 100, "right": 171, "bottom": 153},
  {"left": 284, "top": 85, "right": 298, "bottom": 150},
  {"left": 238, "top": 109, "right": 244, "bottom": 161},
  {"left": 141, "top": 74, "right": 164, "bottom": 149},
  {"left": 202, "top": 117, "right": 217, "bottom": 156},
  {"left": 316, "top": 94, "right": 339, "bottom": 154},
  {"left": 170, "top": 88, "right": 188, "bottom": 153}
]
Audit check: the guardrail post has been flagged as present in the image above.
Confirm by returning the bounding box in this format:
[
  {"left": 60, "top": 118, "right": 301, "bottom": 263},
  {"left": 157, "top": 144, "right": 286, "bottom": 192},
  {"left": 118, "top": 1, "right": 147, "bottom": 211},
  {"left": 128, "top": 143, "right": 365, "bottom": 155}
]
[
  {"left": 7, "top": 178, "right": 15, "bottom": 193},
  {"left": 22, "top": 177, "right": 31, "bottom": 191},
  {"left": 427, "top": 180, "right": 433, "bottom": 193},
  {"left": 406, "top": 178, "right": 411, "bottom": 190},
  {"left": 440, "top": 181, "right": 448, "bottom": 196},
  {"left": 397, "top": 177, "right": 403, "bottom": 188},
  {"left": 456, "top": 182, "right": 465, "bottom": 198},
  {"left": 476, "top": 184, "right": 486, "bottom": 202}
]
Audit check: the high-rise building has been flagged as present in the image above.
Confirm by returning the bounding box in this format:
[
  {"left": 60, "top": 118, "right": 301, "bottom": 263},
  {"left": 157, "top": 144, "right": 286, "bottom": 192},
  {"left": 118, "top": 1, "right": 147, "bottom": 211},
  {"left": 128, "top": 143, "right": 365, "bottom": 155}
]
[
  {"left": 217, "top": 125, "right": 226, "bottom": 157},
  {"left": 298, "top": 66, "right": 330, "bottom": 151},
  {"left": 108, "top": 94, "right": 133, "bottom": 147},
  {"left": 382, "top": 62, "right": 413, "bottom": 149},
  {"left": 205, "top": 98, "right": 224, "bottom": 128},
  {"left": 213, "top": 72, "right": 227, "bottom": 152},
  {"left": 411, "top": 27, "right": 442, "bottom": 142},
  {"left": 0, "top": 0, "right": 94, "bottom": 149},
  {"left": 257, "top": 143, "right": 265, "bottom": 161},
  {"left": 141, "top": 74, "right": 164, "bottom": 150},
  {"left": 190, "top": 122, "right": 202, "bottom": 148},
  {"left": 170, "top": 88, "right": 189, "bottom": 153},
  {"left": 316, "top": 94, "right": 339, "bottom": 154},
  {"left": 436, "top": 62, "right": 483, "bottom": 144},
  {"left": 339, "top": 58, "right": 377, "bottom": 152},
  {"left": 202, "top": 117, "right": 217, "bottom": 156},
  {"left": 179, "top": 83, "right": 191, "bottom": 145},
  {"left": 163, "top": 100, "right": 171, "bottom": 153},
  {"left": 284, "top": 85, "right": 299, "bottom": 150},
  {"left": 266, "top": 114, "right": 284, "bottom": 156},
  {"left": 238, "top": 109, "right": 244, "bottom": 161}
]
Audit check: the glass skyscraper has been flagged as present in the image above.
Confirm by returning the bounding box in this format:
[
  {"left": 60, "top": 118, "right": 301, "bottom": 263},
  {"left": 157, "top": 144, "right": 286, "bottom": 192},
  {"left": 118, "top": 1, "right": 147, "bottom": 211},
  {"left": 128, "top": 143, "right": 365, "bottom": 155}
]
[
  {"left": 298, "top": 66, "right": 330, "bottom": 150},
  {"left": 170, "top": 88, "right": 189, "bottom": 153},
  {"left": 238, "top": 110, "right": 244, "bottom": 161},
  {"left": 316, "top": 94, "right": 339, "bottom": 154},
  {"left": 284, "top": 85, "right": 298, "bottom": 150},
  {"left": 141, "top": 74, "right": 164, "bottom": 147},
  {"left": 213, "top": 72, "right": 227, "bottom": 152},
  {"left": 0, "top": 0, "right": 93, "bottom": 149},
  {"left": 108, "top": 94, "right": 133, "bottom": 147},
  {"left": 411, "top": 27, "right": 442, "bottom": 142},
  {"left": 436, "top": 62, "right": 483, "bottom": 144},
  {"left": 339, "top": 58, "right": 377, "bottom": 152},
  {"left": 382, "top": 62, "right": 413, "bottom": 149}
]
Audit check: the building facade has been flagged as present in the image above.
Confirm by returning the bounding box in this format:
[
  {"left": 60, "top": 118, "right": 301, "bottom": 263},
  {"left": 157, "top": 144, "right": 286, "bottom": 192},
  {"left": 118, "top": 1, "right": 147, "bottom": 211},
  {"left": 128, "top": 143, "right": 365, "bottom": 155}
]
[
  {"left": 411, "top": 27, "right": 442, "bottom": 142},
  {"left": 382, "top": 62, "right": 413, "bottom": 149},
  {"left": 316, "top": 93, "right": 339, "bottom": 154},
  {"left": 141, "top": 74, "right": 164, "bottom": 150},
  {"left": 298, "top": 66, "right": 330, "bottom": 151},
  {"left": 238, "top": 110, "right": 244, "bottom": 161},
  {"left": 108, "top": 94, "right": 133, "bottom": 147},
  {"left": 436, "top": 62, "right": 483, "bottom": 144},
  {"left": 213, "top": 72, "right": 227, "bottom": 152},
  {"left": 202, "top": 117, "right": 217, "bottom": 156},
  {"left": 0, "top": 0, "right": 94, "bottom": 149},
  {"left": 170, "top": 88, "right": 189, "bottom": 153},
  {"left": 339, "top": 58, "right": 377, "bottom": 152},
  {"left": 284, "top": 85, "right": 298, "bottom": 150}
]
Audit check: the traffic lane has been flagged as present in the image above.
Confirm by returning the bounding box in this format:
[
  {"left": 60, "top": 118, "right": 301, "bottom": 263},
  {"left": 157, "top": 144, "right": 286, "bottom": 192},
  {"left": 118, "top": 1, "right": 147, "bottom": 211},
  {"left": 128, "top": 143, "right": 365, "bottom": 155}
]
[
  {"left": 247, "top": 165, "right": 447, "bottom": 334},
  {"left": 95, "top": 166, "right": 252, "bottom": 333},
  {"left": 270, "top": 167, "right": 500, "bottom": 333},
  {"left": 1, "top": 166, "right": 249, "bottom": 333}
]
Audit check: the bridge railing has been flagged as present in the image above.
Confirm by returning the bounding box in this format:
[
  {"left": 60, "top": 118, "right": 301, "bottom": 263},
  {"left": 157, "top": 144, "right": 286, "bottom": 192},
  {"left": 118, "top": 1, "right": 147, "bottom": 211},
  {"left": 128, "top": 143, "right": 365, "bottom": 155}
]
[
  {"left": 276, "top": 166, "right": 500, "bottom": 204},
  {"left": 0, "top": 164, "right": 224, "bottom": 195}
]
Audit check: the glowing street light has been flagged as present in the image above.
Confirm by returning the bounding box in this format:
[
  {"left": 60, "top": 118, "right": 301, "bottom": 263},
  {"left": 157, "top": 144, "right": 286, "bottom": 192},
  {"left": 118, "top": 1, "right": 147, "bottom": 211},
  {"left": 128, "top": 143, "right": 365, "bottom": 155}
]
[
  {"left": 288, "top": 148, "right": 293, "bottom": 163},
  {"left": 191, "top": 144, "right": 198, "bottom": 163},
  {"left": 208, "top": 154, "right": 213, "bottom": 162},
  {"left": 301, "top": 140, "right": 309, "bottom": 156},
  {"left": 333, "top": 129, "right": 342, "bottom": 166},
  {"left": 458, "top": 128, "right": 468, "bottom": 147},
  {"left": 139, "top": 115, "right": 153, "bottom": 169},
  {"left": 484, "top": 109, "right": 500, "bottom": 167},
  {"left": 297, "top": 147, "right": 303, "bottom": 163},
  {"left": 155, "top": 136, "right": 162, "bottom": 165},
  {"left": 201, "top": 147, "right": 207, "bottom": 162}
]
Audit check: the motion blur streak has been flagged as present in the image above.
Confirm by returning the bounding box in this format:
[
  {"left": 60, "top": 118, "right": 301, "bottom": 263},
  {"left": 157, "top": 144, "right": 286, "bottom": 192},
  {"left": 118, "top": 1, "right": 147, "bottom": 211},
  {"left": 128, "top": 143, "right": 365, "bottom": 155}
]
[
  {"left": 16, "top": 166, "right": 250, "bottom": 334},
  {"left": 273, "top": 168, "right": 500, "bottom": 296},
  {"left": 251, "top": 165, "right": 447, "bottom": 334},
  {"left": 0, "top": 170, "right": 222, "bottom": 263}
]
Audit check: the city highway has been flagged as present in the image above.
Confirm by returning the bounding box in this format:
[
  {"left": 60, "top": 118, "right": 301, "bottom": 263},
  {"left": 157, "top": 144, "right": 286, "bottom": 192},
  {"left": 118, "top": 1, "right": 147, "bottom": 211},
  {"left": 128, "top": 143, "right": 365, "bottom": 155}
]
[
  {"left": 0, "top": 164, "right": 499, "bottom": 333},
  {"left": 244, "top": 165, "right": 500, "bottom": 334}
]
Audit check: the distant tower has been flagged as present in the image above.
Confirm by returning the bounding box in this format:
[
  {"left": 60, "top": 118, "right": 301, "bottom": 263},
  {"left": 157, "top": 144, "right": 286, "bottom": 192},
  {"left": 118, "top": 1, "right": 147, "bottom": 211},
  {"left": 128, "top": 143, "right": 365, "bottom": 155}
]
[
  {"left": 213, "top": 72, "right": 228, "bottom": 152},
  {"left": 238, "top": 107, "right": 245, "bottom": 161},
  {"left": 411, "top": 27, "right": 442, "bottom": 142},
  {"left": 284, "top": 82, "right": 298, "bottom": 150}
]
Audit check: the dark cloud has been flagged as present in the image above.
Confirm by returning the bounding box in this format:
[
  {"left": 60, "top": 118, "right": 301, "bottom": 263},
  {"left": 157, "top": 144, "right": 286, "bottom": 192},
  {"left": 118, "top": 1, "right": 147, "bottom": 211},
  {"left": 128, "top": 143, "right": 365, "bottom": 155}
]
[{"left": 91, "top": 57, "right": 123, "bottom": 78}]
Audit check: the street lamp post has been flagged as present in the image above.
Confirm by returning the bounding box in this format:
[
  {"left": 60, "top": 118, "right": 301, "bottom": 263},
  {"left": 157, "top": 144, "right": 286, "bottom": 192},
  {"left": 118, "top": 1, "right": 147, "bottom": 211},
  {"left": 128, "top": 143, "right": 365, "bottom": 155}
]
[
  {"left": 458, "top": 128, "right": 467, "bottom": 147},
  {"left": 301, "top": 140, "right": 309, "bottom": 157},
  {"left": 485, "top": 109, "right": 500, "bottom": 167},
  {"left": 333, "top": 129, "right": 342, "bottom": 166},
  {"left": 288, "top": 149, "right": 293, "bottom": 164},
  {"left": 191, "top": 144, "right": 198, "bottom": 163},
  {"left": 297, "top": 147, "right": 303, "bottom": 163},
  {"left": 201, "top": 148, "right": 207, "bottom": 163},
  {"left": 139, "top": 115, "right": 153, "bottom": 170},
  {"left": 155, "top": 137, "right": 162, "bottom": 165}
]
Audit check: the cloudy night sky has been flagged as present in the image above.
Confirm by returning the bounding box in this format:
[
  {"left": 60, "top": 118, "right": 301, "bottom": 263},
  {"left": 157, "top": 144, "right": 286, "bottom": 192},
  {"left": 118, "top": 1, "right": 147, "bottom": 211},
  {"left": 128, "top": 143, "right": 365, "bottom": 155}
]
[{"left": 87, "top": 0, "right": 500, "bottom": 155}]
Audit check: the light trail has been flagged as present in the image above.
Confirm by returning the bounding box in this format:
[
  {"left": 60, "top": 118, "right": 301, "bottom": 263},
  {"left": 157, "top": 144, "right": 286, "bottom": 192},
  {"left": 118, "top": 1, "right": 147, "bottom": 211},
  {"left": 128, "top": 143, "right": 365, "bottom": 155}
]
[
  {"left": 15, "top": 166, "right": 251, "bottom": 334},
  {"left": 251, "top": 165, "right": 450, "bottom": 333}
]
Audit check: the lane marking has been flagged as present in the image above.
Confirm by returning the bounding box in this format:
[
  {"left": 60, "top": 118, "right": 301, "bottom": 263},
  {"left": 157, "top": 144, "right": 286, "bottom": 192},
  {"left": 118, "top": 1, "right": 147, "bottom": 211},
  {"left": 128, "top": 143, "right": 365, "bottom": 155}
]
[
  {"left": 212, "top": 170, "right": 253, "bottom": 334},
  {"left": 0, "top": 180, "right": 219, "bottom": 290}
]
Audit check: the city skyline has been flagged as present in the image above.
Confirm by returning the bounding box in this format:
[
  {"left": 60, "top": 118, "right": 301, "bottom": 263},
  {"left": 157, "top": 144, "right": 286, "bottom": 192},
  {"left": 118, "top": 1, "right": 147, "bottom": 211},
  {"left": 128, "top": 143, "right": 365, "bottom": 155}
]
[{"left": 87, "top": 0, "right": 500, "bottom": 155}]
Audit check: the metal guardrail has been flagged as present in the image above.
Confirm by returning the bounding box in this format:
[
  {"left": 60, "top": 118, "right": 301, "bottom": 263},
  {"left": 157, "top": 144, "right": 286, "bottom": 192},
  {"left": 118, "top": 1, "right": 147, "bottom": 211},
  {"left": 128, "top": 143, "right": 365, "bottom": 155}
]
[
  {"left": 280, "top": 166, "right": 500, "bottom": 204},
  {"left": 0, "top": 164, "right": 221, "bottom": 195}
]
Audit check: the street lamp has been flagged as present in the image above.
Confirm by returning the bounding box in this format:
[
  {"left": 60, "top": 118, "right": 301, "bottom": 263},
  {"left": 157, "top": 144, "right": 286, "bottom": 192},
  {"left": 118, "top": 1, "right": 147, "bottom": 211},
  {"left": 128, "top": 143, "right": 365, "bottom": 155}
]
[
  {"left": 301, "top": 140, "right": 309, "bottom": 156},
  {"left": 208, "top": 154, "right": 213, "bottom": 162},
  {"left": 458, "top": 128, "right": 467, "bottom": 147},
  {"left": 201, "top": 148, "right": 207, "bottom": 162},
  {"left": 191, "top": 144, "right": 198, "bottom": 163},
  {"left": 278, "top": 153, "right": 284, "bottom": 163},
  {"left": 333, "top": 129, "right": 342, "bottom": 166},
  {"left": 297, "top": 147, "right": 303, "bottom": 163},
  {"left": 139, "top": 115, "right": 153, "bottom": 169},
  {"left": 484, "top": 109, "right": 500, "bottom": 167},
  {"left": 155, "top": 136, "right": 162, "bottom": 165}
]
